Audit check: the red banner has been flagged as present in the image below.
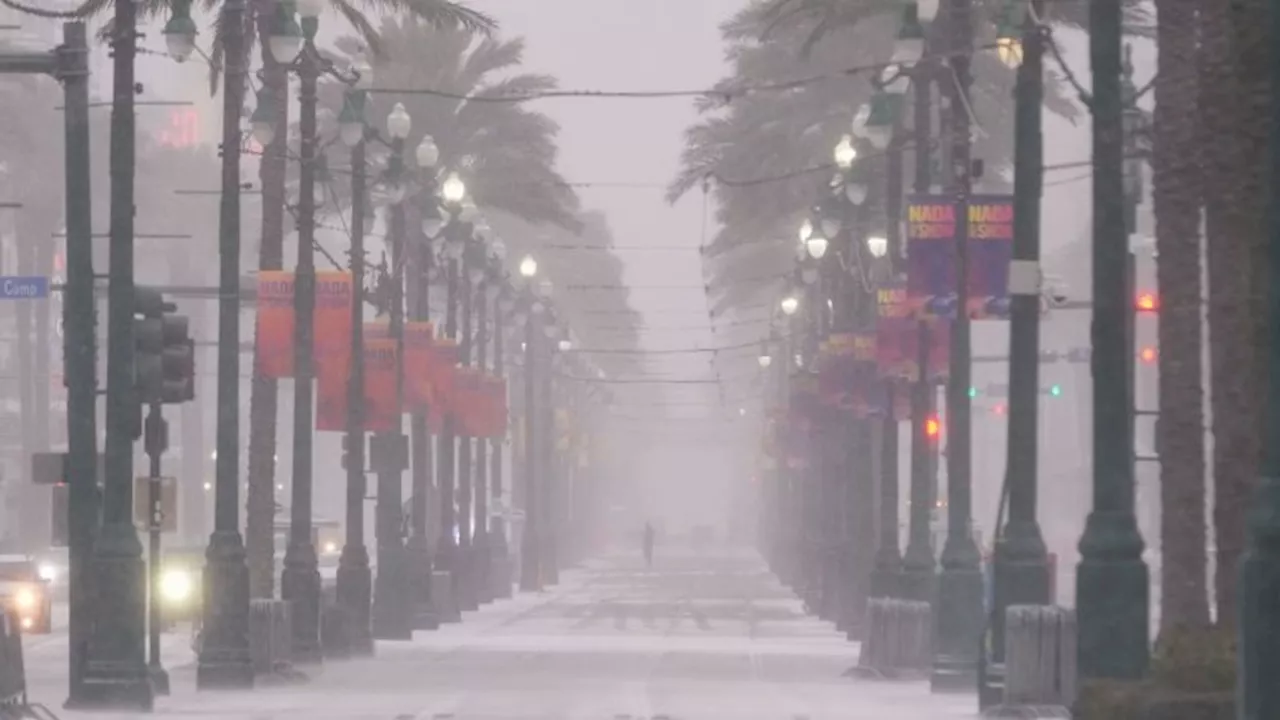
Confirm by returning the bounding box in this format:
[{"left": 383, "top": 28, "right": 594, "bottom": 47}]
[
  {"left": 364, "top": 338, "right": 398, "bottom": 433},
  {"left": 314, "top": 271, "right": 353, "bottom": 384},
  {"left": 428, "top": 339, "right": 459, "bottom": 433},
  {"left": 404, "top": 322, "right": 435, "bottom": 412},
  {"left": 478, "top": 374, "right": 508, "bottom": 438},
  {"left": 452, "top": 368, "right": 483, "bottom": 437},
  {"left": 255, "top": 271, "right": 354, "bottom": 380},
  {"left": 315, "top": 329, "right": 398, "bottom": 433},
  {"left": 255, "top": 271, "right": 294, "bottom": 377}
]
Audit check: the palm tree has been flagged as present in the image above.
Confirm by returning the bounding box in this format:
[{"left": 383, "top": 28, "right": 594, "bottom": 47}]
[
  {"left": 76, "top": 0, "right": 496, "bottom": 599},
  {"left": 669, "top": 1, "right": 1078, "bottom": 319},
  {"left": 1151, "top": 0, "right": 1208, "bottom": 634},
  {"left": 1198, "top": 0, "right": 1269, "bottom": 627},
  {"left": 320, "top": 17, "right": 578, "bottom": 231}
]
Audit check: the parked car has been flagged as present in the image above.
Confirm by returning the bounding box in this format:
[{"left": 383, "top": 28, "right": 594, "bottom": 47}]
[{"left": 0, "top": 555, "right": 53, "bottom": 633}]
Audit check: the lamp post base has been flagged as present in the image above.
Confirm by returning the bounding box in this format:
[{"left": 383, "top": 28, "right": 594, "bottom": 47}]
[
  {"left": 147, "top": 663, "right": 169, "bottom": 697},
  {"left": 281, "top": 545, "right": 323, "bottom": 664},
  {"left": 72, "top": 522, "right": 153, "bottom": 710},
  {"left": 335, "top": 544, "right": 374, "bottom": 656},
  {"left": 406, "top": 534, "right": 438, "bottom": 630},
  {"left": 196, "top": 530, "right": 254, "bottom": 691},
  {"left": 930, "top": 563, "right": 984, "bottom": 693},
  {"left": 473, "top": 530, "right": 493, "bottom": 604},
  {"left": 1076, "top": 510, "right": 1149, "bottom": 681},
  {"left": 372, "top": 544, "right": 414, "bottom": 641}
]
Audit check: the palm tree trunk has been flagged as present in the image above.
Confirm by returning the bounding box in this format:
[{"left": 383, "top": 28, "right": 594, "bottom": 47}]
[
  {"left": 246, "top": 2, "right": 288, "bottom": 599},
  {"left": 1200, "top": 0, "right": 1263, "bottom": 624},
  {"left": 1152, "top": 0, "right": 1209, "bottom": 631}
]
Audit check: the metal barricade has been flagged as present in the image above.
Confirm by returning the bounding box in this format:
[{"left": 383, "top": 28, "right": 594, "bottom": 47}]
[{"left": 981, "top": 605, "right": 1076, "bottom": 718}]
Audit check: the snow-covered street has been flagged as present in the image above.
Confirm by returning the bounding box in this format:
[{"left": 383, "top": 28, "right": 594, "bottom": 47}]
[{"left": 25, "top": 549, "right": 977, "bottom": 719}]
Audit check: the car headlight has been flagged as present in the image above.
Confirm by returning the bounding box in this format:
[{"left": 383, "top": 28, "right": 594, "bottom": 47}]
[
  {"left": 37, "top": 565, "right": 57, "bottom": 583},
  {"left": 161, "top": 569, "right": 192, "bottom": 603},
  {"left": 322, "top": 541, "right": 338, "bottom": 555},
  {"left": 14, "top": 588, "right": 35, "bottom": 610}
]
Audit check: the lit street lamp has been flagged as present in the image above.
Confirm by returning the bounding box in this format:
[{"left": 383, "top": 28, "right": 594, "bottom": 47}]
[
  {"left": 517, "top": 256, "right": 543, "bottom": 592},
  {"left": 780, "top": 295, "right": 800, "bottom": 316}
]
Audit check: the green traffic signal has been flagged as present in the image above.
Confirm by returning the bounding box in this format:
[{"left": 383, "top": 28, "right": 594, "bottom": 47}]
[
  {"left": 968, "top": 386, "right": 978, "bottom": 398},
  {"left": 1049, "top": 384, "right": 1062, "bottom": 397}
]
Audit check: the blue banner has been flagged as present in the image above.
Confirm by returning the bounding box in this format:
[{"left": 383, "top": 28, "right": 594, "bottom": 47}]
[{"left": 905, "top": 194, "right": 1013, "bottom": 320}]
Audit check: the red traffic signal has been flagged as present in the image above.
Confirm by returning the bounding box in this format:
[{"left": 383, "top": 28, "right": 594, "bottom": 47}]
[
  {"left": 1139, "top": 346, "right": 1158, "bottom": 364},
  {"left": 925, "top": 416, "right": 941, "bottom": 439},
  {"left": 1136, "top": 292, "right": 1159, "bottom": 312}
]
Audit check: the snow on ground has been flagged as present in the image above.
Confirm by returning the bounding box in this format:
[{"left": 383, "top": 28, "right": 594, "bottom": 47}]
[{"left": 24, "top": 548, "right": 978, "bottom": 719}]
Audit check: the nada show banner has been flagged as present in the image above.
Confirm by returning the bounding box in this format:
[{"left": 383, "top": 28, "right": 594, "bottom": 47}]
[
  {"left": 313, "top": 272, "right": 353, "bottom": 383},
  {"left": 315, "top": 327, "right": 398, "bottom": 433},
  {"left": 905, "top": 193, "right": 1013, "bottom": 320},
  {"left": 255, "top": 270, "right": 354, "bottom": 378},
  {"left": 428, "top": 339, "right": 459, "bottom": 433},
  {"left": 255, "top": 271, "right": 294, "bottom": 377}
]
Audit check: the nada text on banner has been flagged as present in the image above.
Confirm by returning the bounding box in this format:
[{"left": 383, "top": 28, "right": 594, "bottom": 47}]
[{"left": 905, "top": 193, "right": 1013, "bottom": 320}]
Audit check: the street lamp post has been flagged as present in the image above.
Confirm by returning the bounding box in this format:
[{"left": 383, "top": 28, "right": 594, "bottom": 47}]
[
  {"left": 490, "top": 271, "right": 513, "bottom": 599},
  {"left": 436, "top": 176, "right": 470, "bottom": 611},
  {"left": 900, "top": 63, "right": 938, "bottom": 606},
  {"left": 335, "top": 82, "right": 373, "bottom": 656},
  {"left": 518, "top": 257, "right": 542, "bottom": 591},
  {"left": 456, "top": 218, "right": 479, "bottom": 610},
  {"left": 80, "top": 0, "right": 153, "bottom": 706},
  {"left": 1076, "top": 0, "right": 1149, "bottom": 682},
  {"left": 992, "top": 0, "right": 1051, "bottom": 662},
  {"left": 871, "top": 133, "right": 904, "bottom": 602},
  {"left": 931, "top": 0, "right": 985, "bottom": 692},
  {"left": 541, "top": 310, "right": 561, "bottom": 585},
  {"left": 408, "top": 134, "right": 441, "bottom": 631},
  {"left": 371, "top": 104, "right": 414, "bottom": 640},
  {"left": 470, "top": 233, "right": 494, "bottom": 604},
  {"left": 275, "top": 0, "right": 326, "bottom": 664},
  {"left": 197, "top": 0, "right": 254, "bottom": 691}
]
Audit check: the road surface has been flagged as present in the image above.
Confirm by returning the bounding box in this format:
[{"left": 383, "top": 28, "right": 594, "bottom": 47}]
[{"left": 25, "top": 547, "right": 977, "bottom": 719}]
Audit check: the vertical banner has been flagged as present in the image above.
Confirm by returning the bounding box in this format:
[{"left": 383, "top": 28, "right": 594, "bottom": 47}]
[
  {"left": 453, "top": 368, "right": 482, "bottom": 437},
  {"left": 427, "top": 338, "right": 458, "bottom": 433},
  {"left": 479, "top": 375, "right": 507, "bottom": 439},
  {"left": 316, "top": 327, "right": 398, "bottom": 433},
  {"left": 313, "top": 271, "right": 354, "bottom": 384},
  {"left": 255, "top": 271, "right": 294, "bottom": 377},
  {"left": 818, "top": 333, "right": 878, "bottom": 417},
  {"left": 905, "top": 193, "right": 1013, "bottom": 319},
  {"left": 363, "top": 338, "right": 398, "bottom": 433},
  {"left": 967, "top": 195, "right": 1014, "bottom": 318},
  {"left": 403, "top": 322, "right": 435, "bottom": 412},
  {"left": 876, "top": 281, "right": 915, "bottom": 379}
]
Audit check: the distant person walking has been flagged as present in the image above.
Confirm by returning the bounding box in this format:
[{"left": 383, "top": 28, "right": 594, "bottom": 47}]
[{"left": 643, "top": 522, "right": 655, "bottom": 569}]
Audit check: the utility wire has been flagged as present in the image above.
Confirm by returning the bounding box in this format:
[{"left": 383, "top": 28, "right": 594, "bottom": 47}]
[{"left": 368, "top": 41, "right": 1007, "bottom": 104}]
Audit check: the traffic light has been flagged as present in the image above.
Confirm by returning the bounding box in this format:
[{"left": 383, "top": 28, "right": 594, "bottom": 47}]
[
  {"left": 341, "top": 433, "right": 364, "bottom": 471},
  {"left": 133, "top": 287, "right": 194, "bottom": 405},
  {"left": 967, "top": 386, "right": 978, "bottom": 399},
  {"left": 1135, "top": 291, "right": 1159, "bottom": 312},
  {"left": 133, "top": 288, "right": 166, "bottom": 405},
  {"left": 1049, "top": 384, "right": 1062, "bottom": 397},
  {"left": 1139, "top": 346, "right": 1158, "bottom": 364},
  {"left": 925, "top": 415, "right": 941, "bottom": 440},
  {"left": 160, "top": 313, "right": 194, "bottom": 403}
]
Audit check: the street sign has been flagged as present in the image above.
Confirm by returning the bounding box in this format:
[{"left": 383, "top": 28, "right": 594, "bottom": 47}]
[
  {"left": 132, "top": 476, "right": 178, "bottom": 533},
  {"left": 0, "top": 276, "right": 48, "bottom": 299}
]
